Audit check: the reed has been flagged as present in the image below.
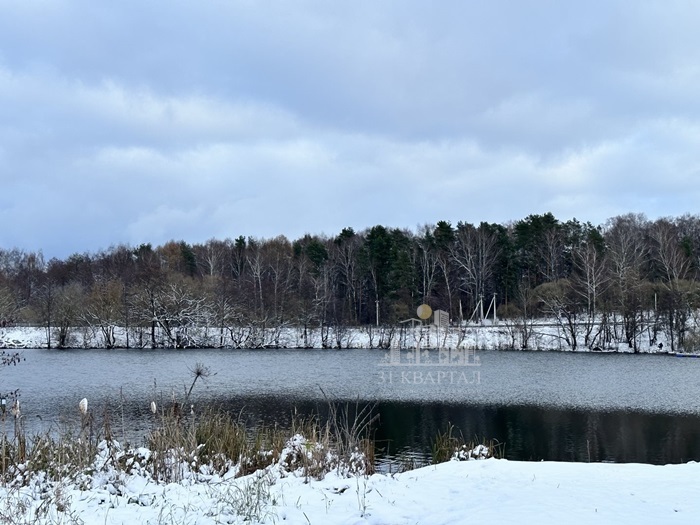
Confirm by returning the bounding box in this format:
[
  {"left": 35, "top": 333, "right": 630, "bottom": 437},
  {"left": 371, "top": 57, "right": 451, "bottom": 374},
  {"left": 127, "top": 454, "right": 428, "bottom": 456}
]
[
  {"left": 431, "top": 423, "right": 505, "bottom": 464},
  {"left": 0, "top": 407, "right": 502, "bottom": 490}
]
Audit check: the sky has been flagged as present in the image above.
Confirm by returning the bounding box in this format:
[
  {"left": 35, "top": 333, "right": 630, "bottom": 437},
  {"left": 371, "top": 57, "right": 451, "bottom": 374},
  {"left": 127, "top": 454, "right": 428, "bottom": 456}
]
[{"left": 1, "top": 1, "right": 700, "bottom": 259}]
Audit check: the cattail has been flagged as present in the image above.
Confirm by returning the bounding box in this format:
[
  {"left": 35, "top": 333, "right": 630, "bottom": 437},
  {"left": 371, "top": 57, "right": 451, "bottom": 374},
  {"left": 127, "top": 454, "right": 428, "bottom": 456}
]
[
  {"left": 79, "top": 398, "right": 88, "bottom": 415},
  {"left": 150, "top": 401, "right": 157, "bottom": 414}
]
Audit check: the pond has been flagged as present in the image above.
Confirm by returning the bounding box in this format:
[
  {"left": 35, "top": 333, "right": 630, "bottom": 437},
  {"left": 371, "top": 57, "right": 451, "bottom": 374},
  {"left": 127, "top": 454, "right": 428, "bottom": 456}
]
[{"left": 3, "top": 347, "right": 700, "bottom": 465}]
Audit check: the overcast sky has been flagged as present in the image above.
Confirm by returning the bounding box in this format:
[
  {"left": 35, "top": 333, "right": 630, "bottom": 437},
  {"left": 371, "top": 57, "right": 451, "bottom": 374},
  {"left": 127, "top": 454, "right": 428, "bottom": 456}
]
[{"left": 1, "top": 1, "right": 699, "bottom": 258}]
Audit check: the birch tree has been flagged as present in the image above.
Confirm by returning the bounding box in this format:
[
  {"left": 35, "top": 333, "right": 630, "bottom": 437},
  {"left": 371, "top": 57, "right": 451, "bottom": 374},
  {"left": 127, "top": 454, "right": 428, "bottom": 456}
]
[
  {"left": 451, "top": 222, "right": 501, "bottom": 319},
  {"left": 604, "top": 214, "right": 650, "bottom": 352},
  {"left": 650, "top": 218, "right": 696, "bottom": 351},
  {"left": 570, "top": 239, "right": 609, "bottom": 348}
]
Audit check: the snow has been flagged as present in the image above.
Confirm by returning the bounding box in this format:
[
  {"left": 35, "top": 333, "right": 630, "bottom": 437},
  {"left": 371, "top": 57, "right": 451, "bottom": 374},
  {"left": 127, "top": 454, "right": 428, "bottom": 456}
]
[
  {"left": 2, "top": 451, "right": 698, "bottom": 524},
  {"left": 0, "top": 322, "right": 675, "bottom": 353}
]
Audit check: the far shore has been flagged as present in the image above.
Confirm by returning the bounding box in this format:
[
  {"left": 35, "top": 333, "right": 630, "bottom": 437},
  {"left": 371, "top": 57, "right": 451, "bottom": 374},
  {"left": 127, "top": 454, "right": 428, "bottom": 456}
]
[{"left": 1, "top": 321, "right": 681, "bottom": 354}]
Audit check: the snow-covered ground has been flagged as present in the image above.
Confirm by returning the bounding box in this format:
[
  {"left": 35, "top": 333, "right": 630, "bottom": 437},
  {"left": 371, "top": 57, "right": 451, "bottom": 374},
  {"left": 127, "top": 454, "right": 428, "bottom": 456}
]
[
  {"left": 0, "top": 321, "right": 675, "bottom": 353},
  {"left": 2, "top": 450, "right": 698, "bottom": 525}
]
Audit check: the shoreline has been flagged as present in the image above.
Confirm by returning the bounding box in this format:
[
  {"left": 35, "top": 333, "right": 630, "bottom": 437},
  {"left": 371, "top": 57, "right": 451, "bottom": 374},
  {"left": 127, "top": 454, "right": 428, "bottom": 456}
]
[{"left": 0, "top": 323, "right": 679, "bottom": 354}]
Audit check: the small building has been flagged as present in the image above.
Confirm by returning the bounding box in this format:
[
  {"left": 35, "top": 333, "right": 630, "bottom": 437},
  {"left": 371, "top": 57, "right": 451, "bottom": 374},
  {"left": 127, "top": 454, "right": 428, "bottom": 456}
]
[{"left": 433, "top": 309, "right": 449, "bottom": 328}]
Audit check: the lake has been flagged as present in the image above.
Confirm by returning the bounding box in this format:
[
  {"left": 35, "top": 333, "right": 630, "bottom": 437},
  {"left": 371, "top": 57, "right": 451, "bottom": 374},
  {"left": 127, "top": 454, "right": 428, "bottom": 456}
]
[{"left": 3, "top": 347, "right": 700, "bottom": 465}]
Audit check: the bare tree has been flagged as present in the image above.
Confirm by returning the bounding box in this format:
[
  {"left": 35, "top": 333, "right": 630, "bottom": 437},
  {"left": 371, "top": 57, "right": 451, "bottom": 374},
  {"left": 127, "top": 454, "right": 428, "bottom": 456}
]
[
  {"left": 263, "top": 235, "right": 295, "bottom": 322},
  {"left": 501, "top": 279, "right": 538, "bottom": 350},
  {"left": 542, "top": 228, "right": 565, "bottom": 282},
  {"left": 246, "top": 238, "right": 267, "bottom": 319},
  {"left": 604, "top": 214, "right": 650, "bottom": 352},
  {"left": 133, "top": 276, "right": 212, "bottom": 348},
  {"left": 195, "top": 238, "right": 228, "bottom": 277},
  {"left": 451, "top": 222, "right": 501, "bottom": 319},
  {"left": 535, "top": 279, "right": 579, "bottom": 350},
  {"left": 414, "top": 225, "right": 439, "bottom": 304},
  {"left": 204, "top": 275, "right": 241, "bottom": 348},
  {"left": 332, "top": 230, "right": 362, "bottom": 323},
  {"left": 82, "top": 278, "right": 123, "bottom": 348},
  {"left": 649, "top": 218, "right": 696, "bottom": 351},
  {"left": 52, "top": 283, "right": 86, "bottom": 348},
  {"left": 0, "top": 285, "right": 19, "bottom": 327},
  {"left": 570, "top": 241, "right": 609, "bottom": 348}
]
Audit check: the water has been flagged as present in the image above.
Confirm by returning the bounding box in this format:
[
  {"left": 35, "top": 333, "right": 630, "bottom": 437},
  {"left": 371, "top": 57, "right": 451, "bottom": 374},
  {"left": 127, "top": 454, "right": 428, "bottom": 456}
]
[{"left": 3, "top": 348, "right": 700, "bottom": 464}]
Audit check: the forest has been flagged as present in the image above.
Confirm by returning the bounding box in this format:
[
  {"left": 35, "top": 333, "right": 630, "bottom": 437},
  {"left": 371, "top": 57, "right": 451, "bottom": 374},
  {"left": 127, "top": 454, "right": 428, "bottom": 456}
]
[{"left": 1, "top": 212, "right": 700, "bottom": 353}]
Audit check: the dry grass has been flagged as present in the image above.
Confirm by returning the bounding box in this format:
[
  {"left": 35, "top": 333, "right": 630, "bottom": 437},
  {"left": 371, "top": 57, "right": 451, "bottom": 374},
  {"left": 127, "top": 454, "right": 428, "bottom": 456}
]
[
  {"left": 1, "top": 429, "right": 97, "bottom": 485},
  {"left": 194, "top": 409, "right": 285, "bottom": 476},
  {"left": 431, "top": 423, "right": 505, "bottom": 464},
  {"left": 1, "top": 408, "right": 503, "bottom": 494}
]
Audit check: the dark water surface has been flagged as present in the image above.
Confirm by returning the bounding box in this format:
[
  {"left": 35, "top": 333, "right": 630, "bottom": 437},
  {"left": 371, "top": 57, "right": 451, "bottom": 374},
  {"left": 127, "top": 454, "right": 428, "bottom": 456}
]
[{"left": 4, "top": 348, "right": 700, "bottom": 464}]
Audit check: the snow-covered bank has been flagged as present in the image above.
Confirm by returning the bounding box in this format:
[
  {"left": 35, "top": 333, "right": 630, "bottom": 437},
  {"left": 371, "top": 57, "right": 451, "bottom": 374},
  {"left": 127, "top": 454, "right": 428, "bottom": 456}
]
[
  {"left": 0, "top": 323, "right": 678, "bottom": 353},
  {"left": 2, "top": 454, "right": 698, "bottom": 524}
]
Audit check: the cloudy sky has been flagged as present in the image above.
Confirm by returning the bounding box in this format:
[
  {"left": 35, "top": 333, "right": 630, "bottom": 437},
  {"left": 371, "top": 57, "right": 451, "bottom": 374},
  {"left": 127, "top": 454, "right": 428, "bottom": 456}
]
[{"left": 1, "top": 1, "right": 699, "bottom": 258}]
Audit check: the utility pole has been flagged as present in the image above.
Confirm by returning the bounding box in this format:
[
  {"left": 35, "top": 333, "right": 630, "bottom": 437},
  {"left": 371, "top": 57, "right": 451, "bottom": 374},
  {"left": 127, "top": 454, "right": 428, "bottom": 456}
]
[{"left": 493, "top": 293, "right": 497, "bottom": 324}]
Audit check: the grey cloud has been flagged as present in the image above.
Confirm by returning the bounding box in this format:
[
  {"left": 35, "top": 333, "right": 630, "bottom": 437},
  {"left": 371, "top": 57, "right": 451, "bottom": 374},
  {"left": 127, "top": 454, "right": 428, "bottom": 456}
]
[{"left": 1, "top": 1, "right": 700, "bottom": 257}]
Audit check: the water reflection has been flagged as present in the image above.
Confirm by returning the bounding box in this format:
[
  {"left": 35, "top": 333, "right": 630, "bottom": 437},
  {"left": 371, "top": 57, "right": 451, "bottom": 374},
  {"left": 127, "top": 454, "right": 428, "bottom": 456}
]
[{"left": 372, "top": 402, "right": 700, "bottom": 464}]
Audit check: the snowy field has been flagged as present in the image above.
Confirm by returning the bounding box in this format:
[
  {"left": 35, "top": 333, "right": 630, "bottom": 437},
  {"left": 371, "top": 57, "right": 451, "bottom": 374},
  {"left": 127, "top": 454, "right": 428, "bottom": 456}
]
[{"left": 1, "top": 450, "right": 698, "bottom": 525}]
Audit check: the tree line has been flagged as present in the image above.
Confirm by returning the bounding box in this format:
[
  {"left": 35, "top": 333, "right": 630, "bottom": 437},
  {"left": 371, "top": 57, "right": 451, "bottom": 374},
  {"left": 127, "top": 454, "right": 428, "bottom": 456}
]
[{"left": 1, "top": 212, "right": 700, "bottom": 352}]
